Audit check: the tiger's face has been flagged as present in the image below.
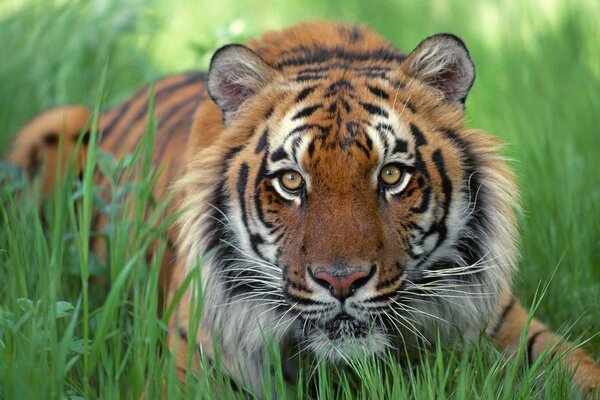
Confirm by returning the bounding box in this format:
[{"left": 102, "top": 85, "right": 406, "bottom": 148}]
[
  {"left": 227, "top": 74, "right": 468, "bottom": 359},
  {"left": 182, "top": 27, "right": 517, "bottom": 364}
]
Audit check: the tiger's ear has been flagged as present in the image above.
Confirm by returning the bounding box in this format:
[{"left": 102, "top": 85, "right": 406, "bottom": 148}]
[
  {"left": 402, "top": 34, "right": 475, "bottom": 105},
  {"left": 208, "top": 44, "right": 278, "bottom": 122}
]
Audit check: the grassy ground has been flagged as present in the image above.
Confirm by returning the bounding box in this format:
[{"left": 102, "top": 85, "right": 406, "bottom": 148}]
[{"left": 1, "top": 0, "right": 599, "bottom": 398}]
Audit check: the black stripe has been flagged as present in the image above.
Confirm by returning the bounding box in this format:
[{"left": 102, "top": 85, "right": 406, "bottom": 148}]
[
  {"left": 364, "top": 293, "right": 393, "bottom": 304},
  {"left": 157, "top": 92, "right": 204, "bottom": 129},
  {"left": 295, "top": 75, "right": 324, "bottom": 82},
  {"left": 359, "top": 102, "right": 389, "bottom": 117},
  {"left": 362, "top": 136, "right": 373, "bottom": 154},
  {"left": 253, "top": 151, "right": 273, "bottom": 229},
  {"left": 202, "top": 158, "right": 243, "bottom": 297},
  {"left": 101, "top": 87, "right": 145, "bottom": 140},
  {"left": 341, "top": 99, "right": 352, "bottom": 113},
  {"left": 439, "top": 127, "right": 489, "bottom": 280},
  {"left": 102, "top": 72, "right": 205, "bottom": 142},
  {"left": 284, "top": 123, "right": 330, "bottom": 143},
  {"left": 285, "top": 294, "right": 325, "bottom": 307},
  {"left": 375, "top": 122, "right": 394, "bottom": 158},
  {"left": 391, "top": 80, "right": 406, "bottom": 90},
  {"left": 375, "top": 272, "right": 403, "bottom": 291},
  {"left": 107, "top": 73, "right": 205, "bottom": 151},
  {"left": 152, "top": 94, "right": 203, "bottom": 164},
  {"left": 285, "top": 278, "right": 313, "bottom": 294},
  {"left": 254, "top": 127, "right": 269, "bottom": 154},
  {"left": 264, "top": 107, "right": 274, "bottom": 119},
  {"left": 295, "top": 86, "right": 318, "bottom": 102},
  {"left": 203, "top": 145, "right": 244, "bottom": 253},
  {"left": 236, "top": 162, "right": 251, "bottom": 234},
  {"left": 393, "top": 138, "right": 408, "bottom": 154},
  {"left": 345, "top": 121, "right": 361, "bottom": 138},
  {"left": 490, "top": 296, "right": 517, "bottom": 338},
  {"left": 409, "top": 129, "right": 431, "bottom": 214},
  {"left": 410, "top": 123, "right": 428, "bottom": 146},
  {"left": 288, "top": 124, "right": 313, "bottom": 136},
  {"left": 367, "top": 85, "right": 389, "bottom": 99},
  {"left": 297, "top": 64, "right": 391, "bottom": 77},
  {"left": 225, "top": 145, "right": 244, "bottom": 160},
  {"left": 325, "top": 80, "right": 354, "bottom": 97},
  {"left": 431, "top": 149, "right": 452, "bottom": 247},
  {"left": 354, "top": 140, "right": 371, "bottom": 158},
  {"left": 411, "top": 149, "right": 454, "bottom": 270},
  {"left": 152, "top": 102, "right": 197, "bottom": 166},
  {"left": 178, "top": 327, "right": 189, "bottom": 341},
  {"left": 326, "top": 102, "right": 337, "bottom": 114},
  {"left": 292, "top": 104, "right": 322, "bottom": 120},
  {"left": 438, "top": 127, "right": 470, "bottom": 151},
  {"left": 43, "top": 132, "right": 59, "bottom": 146},
  {"left": 527, "top": 329, "right": 549, "bottom": 366},
  {"left": 270, "top": 147, "right": 287, "bottom": 163},
  {"left": 276, "top": 46, "right": 405, "bottom": 68},
  {"left": 376, "top": 122, "right": 394, "bottom": 134},
  {"left": 410, "top": 181, "right": 431, "bottom": 214},
  {"left": 291, "top": 136, "right": 304, "bottom": 162},
  {"left": 203, "top": 180, "right": 231, "bottom": 254},
  {"left": 337, "top": 25, "right": 364, "bottom": 43},
  {"left": 349, "top": 26, "right": 363, "bottom": 42},
  {"left": 237, "top": 162, "right": 266, "bottom": 259},
  {"left": 403, "top": 101, "right": 417, "bottom": 113},
  {"left": 307, "top": 141, "right": 316, "bottom": 158},
  {"left": 362, "top": 71, "right": 389, "bottom": 79},
  {"left": 273, "top": 231, "right": 285, "bottom": 243},
  {"left": 80, "top": 131, "right": 91, "bottom": 145}
]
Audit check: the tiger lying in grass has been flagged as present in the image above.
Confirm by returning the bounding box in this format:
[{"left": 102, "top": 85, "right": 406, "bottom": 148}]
[{"left": 6, "top": 21, "right": 600, "bottom": 394}]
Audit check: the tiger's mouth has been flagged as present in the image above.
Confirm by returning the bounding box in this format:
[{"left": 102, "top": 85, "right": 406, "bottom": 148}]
[
  {"left": 299, "top": 312, "right": 389, "bottom": 363},
  {"left": 321, "top": 313, "right": 370, "bottom": 340}
]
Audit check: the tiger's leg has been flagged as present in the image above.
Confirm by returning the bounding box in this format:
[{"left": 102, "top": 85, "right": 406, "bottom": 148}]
[
  {"left": 166, "top": 259, "right": 239, "bottom": 388},
  {"left": 166, "top": 258, "right": 277, "bottom": 395},
  {"left": 6, "top": 106, "right": 91, "bottom": 195},
  {"left": 488, "top": 289, "right": 600, "bottom": 392}
]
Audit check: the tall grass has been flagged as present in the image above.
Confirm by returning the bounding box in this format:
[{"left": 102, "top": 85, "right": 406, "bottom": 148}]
[{"left": 1, "top": 0, "right": 599, "bottom": 398}]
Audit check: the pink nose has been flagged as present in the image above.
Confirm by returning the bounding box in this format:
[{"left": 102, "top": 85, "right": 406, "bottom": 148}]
[{"left": 311, "top": 270, "right": 370, "bottom": 300}]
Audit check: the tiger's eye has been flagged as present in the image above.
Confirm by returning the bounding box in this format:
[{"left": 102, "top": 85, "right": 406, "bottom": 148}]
[
  {"left": 280, "top": 170, "right": 304, "bottom": 191},
  {"left": 380, "top": 164, "right": 403, "bottom": 186}
]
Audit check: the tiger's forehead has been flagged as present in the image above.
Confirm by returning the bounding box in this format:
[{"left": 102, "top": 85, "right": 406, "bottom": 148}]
[{"left": 266, "top": 78, "right": 417, "bottom": 178}]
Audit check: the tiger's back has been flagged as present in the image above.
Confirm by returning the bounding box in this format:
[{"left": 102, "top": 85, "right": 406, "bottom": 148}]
[
  {"left": 8, "top": 72, "right": 206, "bottom": 201},
  {"left": 6, "top": 72, "right": 207, "bottom": 292}
]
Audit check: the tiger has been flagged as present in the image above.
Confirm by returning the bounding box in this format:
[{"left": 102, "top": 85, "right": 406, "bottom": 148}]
[{"left": 6, "top": 21, "right": 600, "bottom": 394}]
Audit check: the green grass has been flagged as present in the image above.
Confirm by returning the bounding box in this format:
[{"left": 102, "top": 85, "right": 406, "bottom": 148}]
[{"left": 1, "top": 0, "right": 599, "bottom": 398}]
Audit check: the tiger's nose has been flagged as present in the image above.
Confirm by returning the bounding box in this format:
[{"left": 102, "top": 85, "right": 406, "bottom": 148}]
[{"left": 308, "top": 265, "right": 375, "bottom": 301}]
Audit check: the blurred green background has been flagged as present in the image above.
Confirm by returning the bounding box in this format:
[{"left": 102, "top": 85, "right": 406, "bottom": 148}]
[{"left": 1, "top": 0, "right": 599, "bottom": 398}]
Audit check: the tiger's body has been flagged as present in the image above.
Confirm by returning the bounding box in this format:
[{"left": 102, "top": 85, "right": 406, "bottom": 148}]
[{"left": 6, "top": 22, "right": 600, "bottom": 393}]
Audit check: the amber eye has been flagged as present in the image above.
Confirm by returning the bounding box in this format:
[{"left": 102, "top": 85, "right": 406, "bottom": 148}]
[
  {"left": 280, "top": 170, "right": 304, "bottom": 191},
  {"left": 379, "top": 164, "right": 403, "bottom": 186}
]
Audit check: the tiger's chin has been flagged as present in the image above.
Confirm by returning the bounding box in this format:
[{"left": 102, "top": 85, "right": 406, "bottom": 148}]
[{"left": 300, "top": 315, "right": 389, "bottom": 363}]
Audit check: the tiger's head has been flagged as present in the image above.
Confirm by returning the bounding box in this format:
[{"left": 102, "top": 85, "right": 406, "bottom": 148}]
[{"left": 178, "top": 23, "right": 518, "bottom": 363}]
